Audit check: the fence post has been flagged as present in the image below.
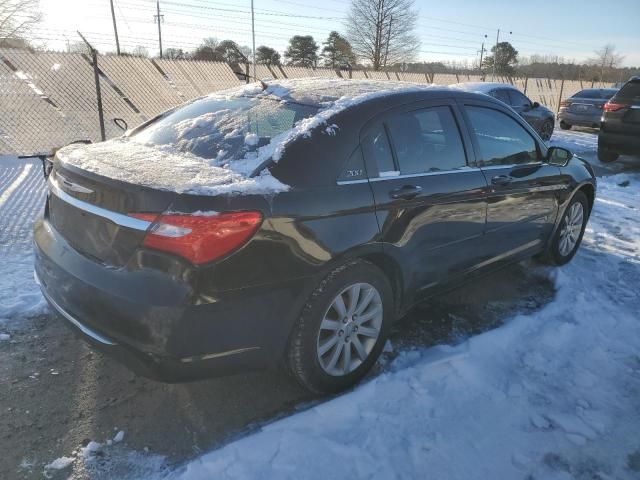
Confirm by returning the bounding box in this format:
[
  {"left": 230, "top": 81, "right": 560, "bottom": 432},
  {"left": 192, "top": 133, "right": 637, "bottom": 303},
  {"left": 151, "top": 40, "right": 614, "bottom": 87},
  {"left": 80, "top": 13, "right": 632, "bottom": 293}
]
[
  {"left": 556, "top": 77, "right": 565, "bottom": 114},
  {"left": 92, "top": 50, "right": 106, "bottom": 141},
  {"left": 78, "top": 31, "right": 106, "bottom": 141}
]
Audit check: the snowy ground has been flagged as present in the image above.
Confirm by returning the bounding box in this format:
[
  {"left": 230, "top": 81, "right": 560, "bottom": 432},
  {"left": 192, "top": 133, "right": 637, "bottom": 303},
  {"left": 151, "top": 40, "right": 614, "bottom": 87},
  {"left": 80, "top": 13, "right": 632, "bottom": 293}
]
[
  {"left": 1, "top": 129, "right": 639, "bottom": 479},
  {"left": 170, "top": 172, "right": 640, "bottom": 480},
  {"left": 0, "top": 156, "right": 47, "bottom": 321}
]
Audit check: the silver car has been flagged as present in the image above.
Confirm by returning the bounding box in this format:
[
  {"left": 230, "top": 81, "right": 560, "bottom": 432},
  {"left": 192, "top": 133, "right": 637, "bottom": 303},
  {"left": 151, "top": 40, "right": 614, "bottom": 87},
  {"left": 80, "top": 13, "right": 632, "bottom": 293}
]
[{"left": 558, "top": 88, "right": 618, "bottom": 130}]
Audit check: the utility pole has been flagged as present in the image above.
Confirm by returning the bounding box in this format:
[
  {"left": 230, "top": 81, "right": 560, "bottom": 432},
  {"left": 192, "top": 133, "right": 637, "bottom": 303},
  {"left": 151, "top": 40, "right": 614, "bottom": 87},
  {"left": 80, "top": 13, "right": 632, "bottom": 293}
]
[
  {"left": 109, "top": 0, "right": 120, "bottom": 55},
  {"left": 478, "top": 34, "right": 487, "bottom": 74},
  {"left": 383, "top": 15, "right": 393, "bottom": 69},
  {"left": 250, "top": 0, "right": 256, "bottom": 80},
  {"left": 154, "top": 0, "right": 164, "bottom": 58}
]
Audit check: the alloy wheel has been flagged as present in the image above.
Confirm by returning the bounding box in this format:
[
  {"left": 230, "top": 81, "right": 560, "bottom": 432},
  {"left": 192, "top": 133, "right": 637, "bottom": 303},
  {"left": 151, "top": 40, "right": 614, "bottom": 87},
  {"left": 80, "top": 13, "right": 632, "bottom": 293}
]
[
  {"left": 316, "top": 282, "right": 383, "bottom": 376},
  {"left": 558, "top": 202, "right": 584, "bottom": 256}
]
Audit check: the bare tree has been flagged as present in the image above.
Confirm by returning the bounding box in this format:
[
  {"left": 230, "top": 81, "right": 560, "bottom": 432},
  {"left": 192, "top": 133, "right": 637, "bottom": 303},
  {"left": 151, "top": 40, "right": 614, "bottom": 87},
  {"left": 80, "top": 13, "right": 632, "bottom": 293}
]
[
  {"left": 131, "top": 45, "right": 149, "bottom": 57},
  {"left": 345, "top": 0, "right": 419, "bottom": 71},
  {"left": 0, "top": 0, "right": 41, "bottom": 46},
  {"left": 589, "top": 44, "right": 625, "bottom": 82}
]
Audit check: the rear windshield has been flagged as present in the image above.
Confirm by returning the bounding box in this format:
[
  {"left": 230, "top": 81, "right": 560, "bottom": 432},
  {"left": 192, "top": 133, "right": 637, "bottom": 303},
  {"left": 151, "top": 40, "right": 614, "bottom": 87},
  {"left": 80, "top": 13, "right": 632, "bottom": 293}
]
[
  {"left": 615, "top": 81, "right": 640, "bottom": 103},
  {"left": 129, "top": 96, "right": 319, "bottom": 161},
  {"left": 573, "top": 89, "right": 617, "bottom": 99}
]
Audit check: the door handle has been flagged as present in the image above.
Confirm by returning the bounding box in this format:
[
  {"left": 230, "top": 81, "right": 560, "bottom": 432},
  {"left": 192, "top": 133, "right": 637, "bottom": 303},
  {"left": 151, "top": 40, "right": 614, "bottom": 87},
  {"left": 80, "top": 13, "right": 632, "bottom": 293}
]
[
  {"left": 491, "top": 175, "right": 512, "bottom": 186},
  {"left": 389, "top": 185, "right": 422, "bottom": 200}
]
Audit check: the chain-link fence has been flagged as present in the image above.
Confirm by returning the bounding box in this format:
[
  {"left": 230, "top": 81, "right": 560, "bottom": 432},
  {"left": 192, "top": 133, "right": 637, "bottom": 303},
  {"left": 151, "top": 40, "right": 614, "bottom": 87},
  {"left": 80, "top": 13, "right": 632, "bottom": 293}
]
[{"left": 0, "top": 48, "right": 616, "bottom": 156}]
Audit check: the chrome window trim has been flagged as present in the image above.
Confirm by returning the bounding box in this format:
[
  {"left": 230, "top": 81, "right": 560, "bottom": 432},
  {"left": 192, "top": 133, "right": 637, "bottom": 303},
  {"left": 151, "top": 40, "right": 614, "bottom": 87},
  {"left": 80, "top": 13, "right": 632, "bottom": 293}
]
[
  {"left": 34, "top": 271, "right": 118, "bottom": 346},
  {"left": 49, "top": 174, "right": 152, "bottom": 231},
  {"left": 370, "top": 167, "right": 482, "bottom": 182},
  {"left": 336, "top": 178, "right": 370, "bottom": 185},
  {"left": 337, "top": 167, "right": 484, "bottom": 185},
  {"left": 479, "top": 162, "right": 544, "bottom": 170}
]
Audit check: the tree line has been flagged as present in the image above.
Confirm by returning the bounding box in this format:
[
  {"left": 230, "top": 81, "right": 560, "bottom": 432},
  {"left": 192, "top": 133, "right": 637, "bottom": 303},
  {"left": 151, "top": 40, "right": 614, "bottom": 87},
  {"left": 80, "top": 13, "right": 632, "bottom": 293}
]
[
  {"left": 1, "top": 0, "right": 637, "bottom": 82},
  {"left": 157, "top": 32, "right": 356, "bottom": 70}
]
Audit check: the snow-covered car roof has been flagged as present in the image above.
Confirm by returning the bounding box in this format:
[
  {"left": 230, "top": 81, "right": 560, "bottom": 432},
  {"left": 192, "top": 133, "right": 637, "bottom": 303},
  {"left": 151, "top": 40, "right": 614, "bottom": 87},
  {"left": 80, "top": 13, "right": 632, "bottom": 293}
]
[
  {"left": 57, "top": 78, "right": 446, "bottom": 196},
  {"left": 452, "top": 82, "right": 519, "bottom": 94}
]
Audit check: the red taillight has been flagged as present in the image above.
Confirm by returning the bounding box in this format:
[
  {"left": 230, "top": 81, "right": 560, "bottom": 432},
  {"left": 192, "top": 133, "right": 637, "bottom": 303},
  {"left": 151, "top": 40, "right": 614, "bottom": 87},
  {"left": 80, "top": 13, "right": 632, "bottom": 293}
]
[
  {"left": 603, "top": 102, "right": 628, "bottom": 112},
  {"left": 130, "top": 211, "right": 262, "bottom": 265},
  {"left": 560, "top": 100, "right": 570, "bottom": 107}
]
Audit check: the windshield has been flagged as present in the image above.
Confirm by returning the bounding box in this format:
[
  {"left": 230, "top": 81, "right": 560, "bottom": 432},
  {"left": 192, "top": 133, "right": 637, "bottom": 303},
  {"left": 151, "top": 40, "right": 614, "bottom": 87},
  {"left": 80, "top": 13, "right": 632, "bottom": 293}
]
[{"left": 129, "top": 96, "right": 319, "bottom": 162}]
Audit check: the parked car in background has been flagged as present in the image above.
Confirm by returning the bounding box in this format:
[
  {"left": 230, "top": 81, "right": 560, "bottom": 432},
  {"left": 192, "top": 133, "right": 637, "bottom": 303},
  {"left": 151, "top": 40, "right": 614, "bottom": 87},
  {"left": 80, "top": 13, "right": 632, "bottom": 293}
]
[
  {"left": 34, "top": 79, "right": 596, "bottom": 394},
  {"left": 453, "top": 82, "right": 556, "bottom": 140},
  {"left": 598, "top": 77, "right": 640, "bottom": 163},
  {"left": 558, "top": 88, "right": 618, "bottom": 130}
]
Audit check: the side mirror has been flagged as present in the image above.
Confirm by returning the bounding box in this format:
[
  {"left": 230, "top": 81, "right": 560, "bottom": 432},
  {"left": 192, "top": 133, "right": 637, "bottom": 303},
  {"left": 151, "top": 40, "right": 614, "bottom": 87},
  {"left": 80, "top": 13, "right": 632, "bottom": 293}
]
[
  {"left": 547, "top": 146, "right": 572, "bottom": 166},
  {"left": 532, "top": 101, "right": 540, "bottom": 109}
]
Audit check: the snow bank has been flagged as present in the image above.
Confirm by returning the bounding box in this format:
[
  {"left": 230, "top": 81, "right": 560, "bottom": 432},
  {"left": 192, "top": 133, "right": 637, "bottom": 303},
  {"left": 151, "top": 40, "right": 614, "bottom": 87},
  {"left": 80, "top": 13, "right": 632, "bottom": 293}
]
[
  {"left": 0, "top": 157, "right": 48, "bottom": 321},
  {"left": 170, "top": 173, "right": 640, "bottom": 479},
  {"left": 58, "top": 78, "right": 437, "bottom": 196},
  {"left": 44, "top": 456, "right": 74, "bottom": 471}
]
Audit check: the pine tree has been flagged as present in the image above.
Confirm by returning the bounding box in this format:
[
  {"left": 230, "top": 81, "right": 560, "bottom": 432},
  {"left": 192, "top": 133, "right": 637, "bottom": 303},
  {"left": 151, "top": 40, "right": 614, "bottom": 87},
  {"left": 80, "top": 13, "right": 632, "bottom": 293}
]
[
  {"left": 284, "top": 35, "right": 319, "bottom": 67},
  {"left": 321, "top": 31, "right": 356, "bottom": 68}
]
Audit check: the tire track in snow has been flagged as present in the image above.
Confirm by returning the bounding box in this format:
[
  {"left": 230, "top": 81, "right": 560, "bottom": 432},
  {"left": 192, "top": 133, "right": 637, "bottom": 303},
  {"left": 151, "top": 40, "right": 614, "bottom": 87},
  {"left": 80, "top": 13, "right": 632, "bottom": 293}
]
[
  {"left": 0, "top": 170, "right": 46, "bottom": 253},
  {"left": 0, "top": 163, "right": 33, "bottom": 209}
]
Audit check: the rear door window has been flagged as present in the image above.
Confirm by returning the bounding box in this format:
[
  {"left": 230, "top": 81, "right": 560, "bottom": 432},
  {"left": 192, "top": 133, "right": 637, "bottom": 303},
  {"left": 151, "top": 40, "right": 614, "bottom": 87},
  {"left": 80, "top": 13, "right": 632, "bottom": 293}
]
[
  {"left": 573, "top": 89, "right": 599, "bottom": 98},
  {"left": 465, "top": 106, "right": 539, "bottom": 166},
  {"left": 385, "top": 106, "right": 467, "bottom": 174},
  {"left": 490, "top": 89, "right": 510, "bottom": 104},
  {"left": 363, "top": 124, "right": 397, "bottom": 175},
  {"left": 508, "top": 90, "right": 532, "bottom": 108},
  {"left": 615, "top": 81, "right": 640, "bottom": 104}
]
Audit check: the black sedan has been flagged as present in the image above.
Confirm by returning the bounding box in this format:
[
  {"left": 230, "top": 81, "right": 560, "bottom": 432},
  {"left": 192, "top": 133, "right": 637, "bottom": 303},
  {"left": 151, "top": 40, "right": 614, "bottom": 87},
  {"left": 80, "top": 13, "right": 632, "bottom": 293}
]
[{"left": 34, "top": 79, "right": 596, "bottom": 393}]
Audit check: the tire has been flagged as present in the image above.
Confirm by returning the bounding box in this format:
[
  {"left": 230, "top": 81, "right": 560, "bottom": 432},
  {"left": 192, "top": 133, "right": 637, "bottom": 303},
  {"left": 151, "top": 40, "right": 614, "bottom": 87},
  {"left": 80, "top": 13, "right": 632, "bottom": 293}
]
[
  {"left": 540, "top": 119, "right": 554, "bottom": 141},
  {"left": 539, "top": 191, "right": 589, "bottom": 266},
  {"left": 559, "top": 120, "right": 572, "bottom": 130},
  {"left": 597, "top": 139, "right": 619, "bottom": 163},
  {"left": 286, "top": 260, "right": 393, "bottom": 394}
]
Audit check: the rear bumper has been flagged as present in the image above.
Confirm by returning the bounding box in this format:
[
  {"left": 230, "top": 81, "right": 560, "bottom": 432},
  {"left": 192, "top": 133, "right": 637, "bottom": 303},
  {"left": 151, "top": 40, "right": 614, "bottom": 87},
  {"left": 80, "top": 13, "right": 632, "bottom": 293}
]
[
  {"left": 34, "top": 218, "right": 314, "bottom": 382},
  {"left": 599, "top": 130, "right": 640, "bottom": 155},
  {"left": 557, "top": 110, "right": 601, "bottom": 127}
]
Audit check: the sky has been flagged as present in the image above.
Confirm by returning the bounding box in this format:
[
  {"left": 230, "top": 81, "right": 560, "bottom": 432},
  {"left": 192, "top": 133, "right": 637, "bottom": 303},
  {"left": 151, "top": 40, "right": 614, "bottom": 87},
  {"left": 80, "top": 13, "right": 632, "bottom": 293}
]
[{"left": 36, "top": 0, "right": 640, "bottom": 67}]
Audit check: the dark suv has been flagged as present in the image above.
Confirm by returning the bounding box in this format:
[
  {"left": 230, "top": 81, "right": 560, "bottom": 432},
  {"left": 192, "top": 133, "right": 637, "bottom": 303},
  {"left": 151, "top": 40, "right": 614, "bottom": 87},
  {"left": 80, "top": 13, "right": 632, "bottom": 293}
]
[
  {"left": 34, "top": 79, "right": 596, "bottom": 393},
  {"left": 598, "top": 76, "right": 640, "bottom": 162}
]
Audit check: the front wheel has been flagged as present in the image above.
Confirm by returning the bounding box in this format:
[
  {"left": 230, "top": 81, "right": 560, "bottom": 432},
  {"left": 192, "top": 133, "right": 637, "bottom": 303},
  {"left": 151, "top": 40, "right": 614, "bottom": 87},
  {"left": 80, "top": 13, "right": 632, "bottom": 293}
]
[
  {"left": 286, "top": 260, "right": 393, "bottom": 394},
  {"left": 540, "top": 119, "right": 554, "bottom": 141},
  {"left": 559, "top": 120, "right": 572, "bottom": 130},
  {"left": 540, "top": 191, "right": 589, "bottom": 266}
]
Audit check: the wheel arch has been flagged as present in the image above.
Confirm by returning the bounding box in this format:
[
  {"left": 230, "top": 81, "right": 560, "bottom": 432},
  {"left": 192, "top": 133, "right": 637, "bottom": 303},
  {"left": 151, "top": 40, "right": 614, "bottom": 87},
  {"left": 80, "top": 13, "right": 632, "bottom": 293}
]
[
  {"left": 577, "top": 182, "right": 595, "bottom": 214},
  {"left": 359, "top": 251, "right": 404, "bottom": 320}
]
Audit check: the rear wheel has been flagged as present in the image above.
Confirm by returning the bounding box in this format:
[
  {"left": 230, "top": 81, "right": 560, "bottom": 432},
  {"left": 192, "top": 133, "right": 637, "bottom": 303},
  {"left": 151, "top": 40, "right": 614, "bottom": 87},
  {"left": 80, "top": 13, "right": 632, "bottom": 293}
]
[
  {"left": 539, "top": 191, "right": 589, "bottom": 266},
  {"left": 559, "top": 120, "right": 572, "bottom": 130},
  {"left": 598, "top": 143, "right": 619, "bottom": 163},
  {"left": 540, "top": 119, "right": 554, "bottom": 141},
  {"left": 287, "top": 260, "right": 393, "bottom": 394}
]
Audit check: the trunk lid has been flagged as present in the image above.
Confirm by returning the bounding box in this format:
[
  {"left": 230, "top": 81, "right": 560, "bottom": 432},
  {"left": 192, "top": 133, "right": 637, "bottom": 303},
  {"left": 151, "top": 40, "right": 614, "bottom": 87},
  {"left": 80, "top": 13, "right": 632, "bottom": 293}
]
[{"left": 47, "top": 161, "right": 177, "bottom": 267}]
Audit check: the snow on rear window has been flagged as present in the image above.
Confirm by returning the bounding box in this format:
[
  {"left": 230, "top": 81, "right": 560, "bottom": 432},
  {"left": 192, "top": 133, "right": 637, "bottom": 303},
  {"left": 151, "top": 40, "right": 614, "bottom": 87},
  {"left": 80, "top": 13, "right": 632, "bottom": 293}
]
[{"left": 130, "top": 96, "right": 319, "bottom": 164}]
